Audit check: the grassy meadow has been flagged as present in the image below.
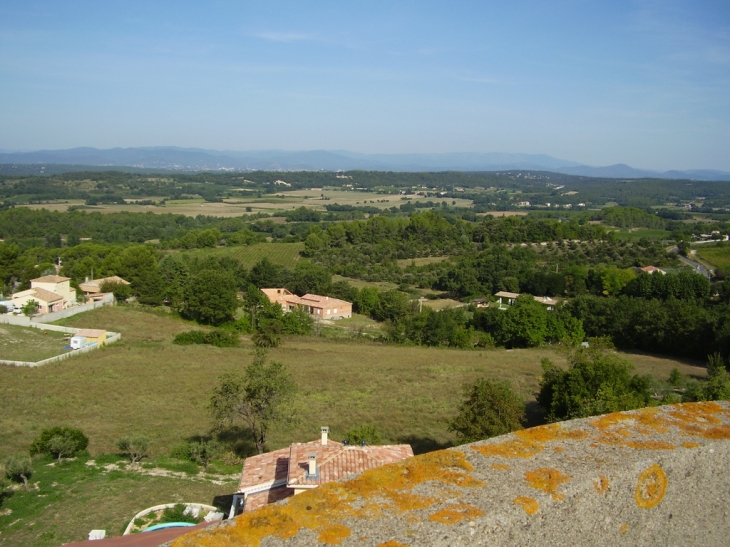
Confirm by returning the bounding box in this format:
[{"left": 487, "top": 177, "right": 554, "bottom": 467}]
[
  {"left": 0, "top": 305, "right": 708, "bottom": 547},
  {"left": 0, "top": 306, "right": 705, "bottom": 459},
  {"left": 695, "top": 243, "right": 730, "bottom": 271}
]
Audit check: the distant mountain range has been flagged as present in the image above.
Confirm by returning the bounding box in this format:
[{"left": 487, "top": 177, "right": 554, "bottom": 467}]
[{"left": 1, "top": 147, "right": 729, "bottom": 181}]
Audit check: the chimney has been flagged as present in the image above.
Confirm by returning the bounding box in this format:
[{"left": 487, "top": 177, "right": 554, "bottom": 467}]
[
  {"left": 307, "top": 453, "right": 317, "bottom": 476},
  {"left": 321, "top": 426, "right": 329, "bottom": 446},
  {"left": 85, "top": 276, "right": 89, "bottom": 282}
]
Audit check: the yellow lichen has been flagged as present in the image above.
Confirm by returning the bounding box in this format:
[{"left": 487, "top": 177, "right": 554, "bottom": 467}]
[
  {"left": 515, "top": 423, "right": 589, "bottom": 443},
  {"left": 553, "top": 446, "right": 564, "bottom": 452},
  {"left": 681, "top": 442, "right": 700, "bottom": 449},
  {"left": 524, "top": 468, "right": 571, "bottom": 497},
  {"left": 513, "top": 496, "right": 539, "bottom": 515},
  {"left": 317, "top": 524, "right": 351, "bottom": 544},
  {"left": 634, "top": 464, "right": 667, "bottom": 509},
  {"left": 171, "top": 449, "right": 483, "bottom": 547},
  {"left": 377, "top": 542, "right": 409, "bottom": 547},
  {"left": 620, "top": 523, "right": 629, "bottom": 534},
  {"left": 428, "top": 503, "right": 484, "bottom": 525},
  {"left": 625, "top": 441, "right": 675, "bottom": 450},
  {"left": 491, "top": 463, "right": 510, "bottom": 470},
  {"left": 593, "top": 476, "right": 609, "bottom": 494},
  {"left": 471, "top": 438, "right": 543, "bottom": 459}
]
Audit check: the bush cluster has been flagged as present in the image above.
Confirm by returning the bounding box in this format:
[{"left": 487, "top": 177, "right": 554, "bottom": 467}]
[
  {"left": 173, "top": 329, "right": 240, "bottom": 347},
  {"left": 29, "top": 427, "right": 89, "bottom": 458}
]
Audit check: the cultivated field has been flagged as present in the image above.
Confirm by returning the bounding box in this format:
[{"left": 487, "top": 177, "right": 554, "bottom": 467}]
[
  {"left": 0, "top": 324, "right": 69, "bottom": 362},
  {"left": 0, "top": 306, "right": 705, "bottom": 460},
  {"left": 173, "top": 242, "right": 304, "bottom": 269},
  {"left": 20, "top": 189, "right": 474, "bottom": 217},
  {"left": 695, "top": 243, "right": 730, "bottom": 271}
]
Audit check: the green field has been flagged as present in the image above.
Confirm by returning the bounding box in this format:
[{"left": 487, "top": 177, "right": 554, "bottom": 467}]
[
  {"left": 174, "top": 242, "right": 304, "bottom": 269},
  {"left": 0, "top": 306, "right": 707, "bottom": 547},
  {"left": 695, "top": 243, "right": 730, "bottom": 271},
  {"left": 0, "top": 455, "right": 235, "bottom": 547},
  {"left": 0, "top": 325, "right": 70, "bottom": 362},
  {"left": 611, "top": 228, "right": 673, "bottom": 241},
  {"left": 0, "top": 306, "right": 703, "bottom": 458}
]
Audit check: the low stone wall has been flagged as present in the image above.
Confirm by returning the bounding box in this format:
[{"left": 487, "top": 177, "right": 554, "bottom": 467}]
[
  {"left": 0, "top": 294, "right": 115, "bottom": 326},
  {"left": 171, "top": 401, "right": 730, "bottom": 547},
  {"left": 0, "top": 330, "right": 121, "bottom": 367}
]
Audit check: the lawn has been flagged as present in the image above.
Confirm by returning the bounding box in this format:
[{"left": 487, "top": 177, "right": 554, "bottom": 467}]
[
  {"left": 173, "top": 242, "right": 304, "bottom": 269},
  {"left": 0, "top": 325, "right": 70, "bottom": 362},
  {"left": 695, "top": 243, "right": 730, "bottom": 271},
  {"left": 0, "top": 454, "right": 236, "bottom": 547}
]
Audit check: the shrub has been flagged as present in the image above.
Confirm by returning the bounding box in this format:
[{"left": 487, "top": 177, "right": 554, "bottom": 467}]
[
  {"left": 170, "top": 443, "right": 192, "bottom": 460},
  {"left": 173, "top": 329, "right": 240, "bottom": 347},
  {"left": 29, "top": 427, "right": 89, "bottom": 457},
  {"left": 117, "top": 436, "right": 151, "bottom": 464},
  {"left": 3, "top": 454, "right": 32, "bottom": 490},
  {"left": 538, "top": 348, "right": 653, "bottom": 421},
  {"left": 47, "top": 435, "right": 79, "bottom": 464},
  {"left": 344, "top": 424, "right": 382, "bottom": 446},
  {"left": 99, "top": 280, "right": 132, "bottom": 302},
  {"left": 449, "top": 378, "right": 525, "bottom": 442},
  {"left": 162, "top": 504, "right": 203, "bottom": 524},
  {"left": 188, "top": 440, "right": 222, "bottom": 468},
  {"left": 0, "top": 305, "right": 7, "bottom": 314}
]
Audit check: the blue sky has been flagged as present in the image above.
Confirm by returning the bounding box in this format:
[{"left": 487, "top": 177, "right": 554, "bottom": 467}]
[{"left": 1, "top": 1, "right": 728, "bottom": 170}]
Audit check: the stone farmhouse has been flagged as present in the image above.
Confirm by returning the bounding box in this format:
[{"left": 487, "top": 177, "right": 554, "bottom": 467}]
[
  {"left": 260, "top": 288, "right": 352, "bottom": 319},
  {"left": 11, "top": 275, "right": 77, "bottom": 314},
  {"left": 231, "top": 427, "right": 413, "bottom": 516}
]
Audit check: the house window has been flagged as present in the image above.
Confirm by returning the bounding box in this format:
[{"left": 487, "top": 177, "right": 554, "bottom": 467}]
[{"left": 333, "top": 308, "right": 337, "bottom": 313}]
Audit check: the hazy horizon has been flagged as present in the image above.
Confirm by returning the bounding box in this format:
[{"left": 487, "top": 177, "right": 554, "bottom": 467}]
[{"left": 1, "top": 1, "right": 729, "bottom": 171}]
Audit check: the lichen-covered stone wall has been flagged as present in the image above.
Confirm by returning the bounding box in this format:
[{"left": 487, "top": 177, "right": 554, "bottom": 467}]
[{"left": 170, "top": 401, "right": 730, "bottom": 547}]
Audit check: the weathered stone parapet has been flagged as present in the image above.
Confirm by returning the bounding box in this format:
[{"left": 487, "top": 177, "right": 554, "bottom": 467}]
[{"left": 171, "top": 402, "right": 730, "bottom": 547}]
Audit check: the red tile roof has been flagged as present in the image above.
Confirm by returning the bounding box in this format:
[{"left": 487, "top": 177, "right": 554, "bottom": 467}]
[
  {"left": 29, "top": 287, "right": 64, "bottom": 303},
  {"left": 237, "top": 436, "right": 414, "bottom": 506},
  {"left": 30, "top": 275, "right": 70, "bottom": 283}
]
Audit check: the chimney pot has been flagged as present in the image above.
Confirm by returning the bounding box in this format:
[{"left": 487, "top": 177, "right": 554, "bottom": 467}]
[
  {"left": 321, "top": 426, "right": 329, "bottom": 446},
  {"left": 308, "top": 453, "right": 317, "bottom": 476}
]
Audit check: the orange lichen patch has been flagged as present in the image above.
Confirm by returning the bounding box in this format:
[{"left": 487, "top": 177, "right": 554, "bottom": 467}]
[
  {"left": 524, "top": 468, "right": 572, "bottom": 497},
  {"left": 553, "top": 446, "right": 564, "bottom": 452},
  {"left": 428, "top": 504, "right": 484, "bottom": 525},
  {"left": 668, "top": 401, "right": 724, "bottom": 424},
  {"left": 381, "top": 491, "right": 436, "bottom": 513},
  {"left": 377, "top": 542, "right": 409, "bottom": 547},
  {"left": 681, "top": 442, "right": 700, "bottom": 449},
  {"left": 700, "top": 424, "right": 730, "bottom": 439},
  {"left": 593, "top": 476, "right": 609, "bottom": 494},
  {"left": 515, "top": 423, "right": 590, "bottom": 443},
  {"left": 634, "top": 464, "right": 667, "bottom": 509},
  {"left": 513, "top": 496, "right": 539, "bottom": 515},
  {"left": 172, "top": 450, "right": 483, "bottom": 547},
  {"left": 551, "top": 493, "right": 565, "bottom": 501},
  {"left": 620, "top": 523, "right": 629, "bottom": 534},
  {"left": 491, "top": 463, "right": 510, "bottom": 470},
  {"left": 626, "top": 440, "right": 675, "bottom": 450},
  {"left": 471, "top": 438, "right": 544, "bottom": 459},
  {"left": 318, "top": 524, "right": 351, "bottom": 544}
]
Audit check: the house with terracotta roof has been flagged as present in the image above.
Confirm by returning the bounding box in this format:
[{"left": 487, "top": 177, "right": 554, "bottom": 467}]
[
  {"left": 260, "top": 289, "right": 352, "bottom": 319},
  {"left": 231, "top": 427, "right": 413, "bottom": 516},
  {"left": 639, "top": 265, "right": 667, "bottom": 275},
  {"left": 11, "top": 275, "right": 77, "bottom": 313},
  {"left": 79, "top": 276, "right": 130, "bottom": 301}
]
